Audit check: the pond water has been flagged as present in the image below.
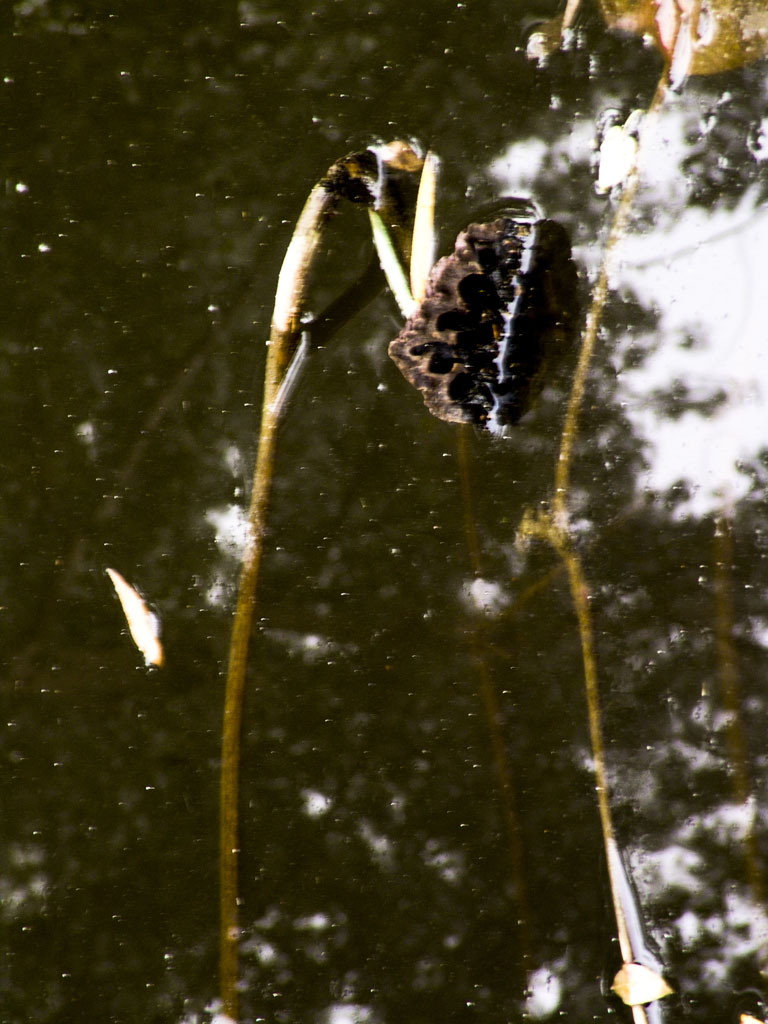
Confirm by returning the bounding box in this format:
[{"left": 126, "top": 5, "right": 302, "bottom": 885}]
[{"left": 4, "top": 2, "right": 768, "bottom": 1022}]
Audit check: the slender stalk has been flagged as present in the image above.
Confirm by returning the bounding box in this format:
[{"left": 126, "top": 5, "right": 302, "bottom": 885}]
[
  {"left": 369, "top": 209, "right": 417, "bottom": 318},
  {"left": 520, "top": 512, "right": 633, "bottom": 961},
  {"left": 553, "top": 171, "right": 638, "bottom": 519},
  {"left": 554, "top": 70, "right": 671, "bottom": 520},
  {"left": 713, "top": 513, "right": 768, "bottom": 982},
  {"left": 410, "top": 151, "right": 439, "bottom": 303},
  {"left": 525, "top": 59, "right": 679, "bottom": 1015},
  {"left": 220, "top": 386, "right": 283, "bottom": 1019},
  {"left": 219, "top": 145, "right": 423, "bottom": 1021},
  {"left": 219, "top": 166, "right": 352, "bottom": 1022},
  {"left": 558, "top": 536, "right": 632, "bottom": 961}
]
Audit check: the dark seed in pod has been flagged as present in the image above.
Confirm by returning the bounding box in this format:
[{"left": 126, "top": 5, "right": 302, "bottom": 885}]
[{"left": 388, "top": 216, "right": 579, "bottom": 433}]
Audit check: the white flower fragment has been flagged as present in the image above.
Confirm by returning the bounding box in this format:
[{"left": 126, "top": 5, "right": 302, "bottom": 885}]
[
  {"left": 106, "top": 567, "right": 164, "bottom": 667},
  {"left": 611, "top": 962, "right": 674, "bottom": 1006},
  {"left": 597, "top": 114, "right": 641, "bottom": 193}
]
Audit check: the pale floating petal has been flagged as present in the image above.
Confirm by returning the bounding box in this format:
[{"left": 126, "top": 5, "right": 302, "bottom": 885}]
[
  {"left": 740, "top": 1015, "right": 767, "bottom": 1024},
  {"left": 611, "top": 963, "right": 674, "bottom": 1006},
  {"left": 106, "top": 567, "right": 164, "bottom": 667},
  {"left": 597, "top": 124, "right": 638, "bottom": 193},
  {"left": 410, "top": 150, "right": 439, "bottom": 303}
]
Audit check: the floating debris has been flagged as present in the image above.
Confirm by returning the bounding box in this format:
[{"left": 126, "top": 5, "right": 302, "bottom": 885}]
[
  {"left": 611, "top": 962, "right": 674, "bottom": 1006},
  {"left": 597, "top": 112, "right": 642, "bottom": 193},
  {"left": 526, "top": 0, "right": 768, "bottom": 79},
  {"left": 106, "top": 567, "right": 164, "bottom": 668},
  {"left": 389, "top": 215, "right": 578, "bottom": 434}
]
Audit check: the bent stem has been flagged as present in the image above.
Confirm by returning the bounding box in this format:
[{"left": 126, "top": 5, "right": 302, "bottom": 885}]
[
  {"left": 219, "top": 144, "right": 424, "bottom": 1021},
  {"left": 219, "top": 168, "right": 353, "bottom": 1022},
  {"left": 519, "top": 512, "right": 660, "bottom": 1023},
  {"left": 554, "top": 69, "right": 670, "bottom": 521},
  {"left": 219, "top": 209, "right": 324, "bottom": 1020},
  {"left": 526, "top": 62, "right": 679, "bottom": 1014},
  {"left": 520, "top": 512, "right": 632, "bottom": 958}
]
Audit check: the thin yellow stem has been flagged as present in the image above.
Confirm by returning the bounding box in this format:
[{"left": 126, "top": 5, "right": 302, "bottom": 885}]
[
  {"left": 520, "top": 511, "right": 633, "bottom": 961},
  {"left": 557, "top": 536, "right": 632, "bottom": 962},
  {"left": 218, "top": 144, "right": 424, "bottom": 1021},
  {"left": 219, "top": 392, "right": 282, "bottom": 1018},
  {"left": 553, "top": 172, "right": 638, "bottom": 518},
  {"left": 539, "top": 58, "right": 679, "bottom": 1011},
  {"left": 219, "top": 168, "right": 347, "bottom": 1022},
  {"left": 410, "top": 151, "right": 439, "bottom": 303},
  {"left": 554, "top": 71, "right": 671, "bottom": 521}
]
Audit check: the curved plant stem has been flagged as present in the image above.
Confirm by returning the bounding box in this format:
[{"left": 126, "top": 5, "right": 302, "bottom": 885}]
[
  {"left": 554, "top": 70, "right": 670, "bottom": 521},
  {"left": 220, "top": 386, "right": 282, "bottom": 1019},
  {"left": 520, "top": 511, "right": 633, "bottom": 958},
  {"left": 219, "top": 164, "right": 357, "bottom": 1022},
  {"left": 218, "top": 145, "right": 423, "bottom": 1021},
  {"left": 523, "top": 64, "right": 678, "bottom": 1015},
  {"left": 553, "top": 171, "right": 637, "bottom": 519}
]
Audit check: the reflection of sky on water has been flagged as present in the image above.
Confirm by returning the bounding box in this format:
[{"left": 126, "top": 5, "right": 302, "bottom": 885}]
[
  {"left": 630, "top": 821, "right": 768, "bottom": 997},
  {"left": 492, "top": 99, "right": 768, "bottom": 519},
  {"left": 615, "top": 184, "right": 768, "bottom": 519}
]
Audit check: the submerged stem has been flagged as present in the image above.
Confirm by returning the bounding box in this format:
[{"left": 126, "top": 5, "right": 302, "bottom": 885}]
[
  {"left": 557, "top": 535, "right": 632, "bottom": 961},
  {"left": 554, "top": 71, "right": 670, "bottom": 521},
  {"left": 219, "top": 144, "right": 423, "bottom": 1021},
  {"left": 219, "top": 167, "right": 348, "bottom": 1022},
  {"left": 220, "top": 389, "right": 282, "bottom": 1018},
  {"left": 457, "top": 427, "right": 531, "bottom": 969},
  {"left": 525, "top": 61, "right": 679, "bottom": 1013},
  {"left": 713, "top": 513, "right": 768, "bottom": 982},
  {"left": 520, "top": 511, "right": 633, "bottom": 961}
]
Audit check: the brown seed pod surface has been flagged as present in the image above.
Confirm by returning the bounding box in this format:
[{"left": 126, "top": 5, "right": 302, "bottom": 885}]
[{"left": 388, "top": 216, "right": 579, "bottom": 432}]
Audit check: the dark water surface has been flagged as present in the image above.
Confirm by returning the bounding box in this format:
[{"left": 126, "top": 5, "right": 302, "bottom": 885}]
[{"left": 4, "top": 2, "right": 768, "bottom": 1022}]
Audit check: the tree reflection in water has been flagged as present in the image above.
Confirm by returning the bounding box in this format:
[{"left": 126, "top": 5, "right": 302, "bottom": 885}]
[{"left": 2, "top": 1, "right": 768, "bottom": 1022}]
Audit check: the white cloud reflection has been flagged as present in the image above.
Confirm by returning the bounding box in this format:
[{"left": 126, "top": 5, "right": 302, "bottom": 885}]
[
  {"left": 614, "top": 185, "right": 768, "bottom": 518},
  {"left": 492, "top": 96, "right": 768, "bottom": 520}
]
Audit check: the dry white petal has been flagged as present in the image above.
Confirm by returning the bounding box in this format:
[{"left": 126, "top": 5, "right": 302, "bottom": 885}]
[
  {"left": 106, "top": 567, "right": 164, "bottom": 667},
  {"left": 611, "top": 963, "right": 674, "bottom": 1006},
  {"left": 740, "top": 1015, "right": 766, "bottom": 1024}
]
